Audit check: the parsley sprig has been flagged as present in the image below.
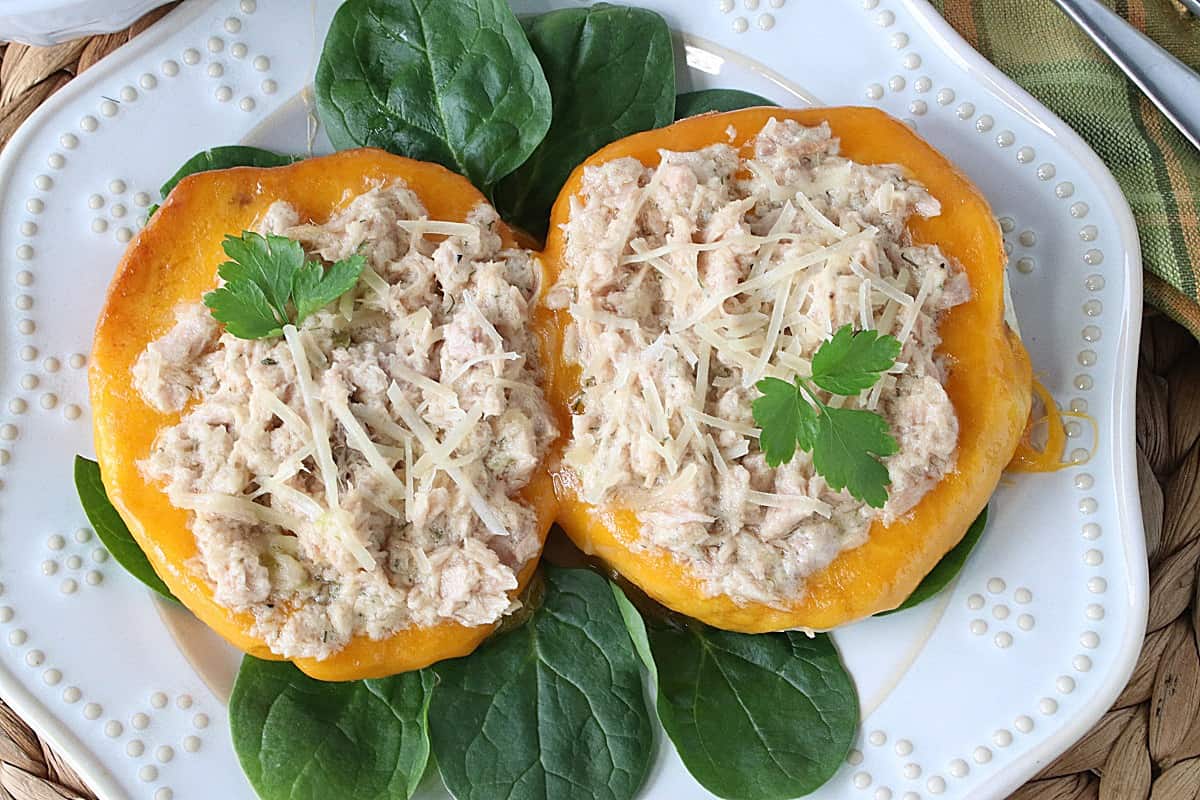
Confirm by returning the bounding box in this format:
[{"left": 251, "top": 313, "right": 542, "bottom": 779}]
[
  {"left": 203, "top": 231, "right": 365, "bottom": 340},
  {"left": 752, "top": 325, "right": 902, "bottom": 508}
]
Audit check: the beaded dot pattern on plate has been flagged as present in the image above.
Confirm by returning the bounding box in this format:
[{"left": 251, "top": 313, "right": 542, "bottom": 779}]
[
  {"left": 0, "top": 7, "right": 283, "bottom": 797},
  {"left": 172, "top": 9, "right": 275, "bottom": 114},
  {"left": 839, "top": 3, "right": 1119, "bottom": 794},
  {"left": 715, "top": 0, "right": 784, "bottom": 34},
  {"left": 6, "top": 3, "right": 287, "bottom": 461}
]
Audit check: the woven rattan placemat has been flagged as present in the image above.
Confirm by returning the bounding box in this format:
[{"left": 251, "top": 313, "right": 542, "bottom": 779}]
[{"left": 0, "top": 8, "right": 1196, "bottom": 799}]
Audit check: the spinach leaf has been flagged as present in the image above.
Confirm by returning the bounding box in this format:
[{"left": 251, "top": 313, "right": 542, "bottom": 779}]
[
  {"left": 230, "top": 657, "right": 433, "bottom": 800},
  {"left": 674, "top": 89, "right": 776, "bottom": 120},
  {"left": 494, "top": 3, "right": 675, "bottom": 238},
  {"left": 878, "top": 506, "right": 989, "bottom": 615},
  {"left": 610, "top": 582, "right": 655, "bottom": 677},
  {"left": 643, "top": 617, "right": 857, "bottom": 800},
  {"left": 73, "top": 456, "right": 177, "bottom": 602},
  {"left": 430, "top": 567, "right": 653, "bottom": 800},
  {"left": 315, "top": 0, "right": 551, "bottom": 190},
  {"left": 159, "top": 146, "right": 297, "bottom": 198}
]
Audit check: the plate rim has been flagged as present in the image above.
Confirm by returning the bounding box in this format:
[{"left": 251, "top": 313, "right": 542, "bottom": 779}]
[
  {"left": 899, "top": 1, "right": 1147, "bottom": 796},
  {"left": 0, "top": 6, "right": 220, "bottom": 798}
]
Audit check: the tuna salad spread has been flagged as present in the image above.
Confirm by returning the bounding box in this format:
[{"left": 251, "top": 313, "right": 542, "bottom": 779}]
[
  {"left": 548, "top": 118, "right": 970, "bottom": 608},
  {"left": 132, "top": 185, "right": 557, "bottom": 660}
]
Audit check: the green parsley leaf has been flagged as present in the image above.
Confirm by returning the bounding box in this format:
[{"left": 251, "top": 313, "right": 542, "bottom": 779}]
[
  {"left": 203, "top": 279, "right": 284, "bottom": 340},
  {"left": 752, "top": 378, "right": 817, "bottom": 467},
  {"left": 812, "top": 406, "right": 898, "bottom": 508},
  {"left": 753, "top": 379, "right": 820, "bottom": 465},
  {"left": 293, "top": 253, "right": 365, "bottom": 324},
  {"left": 218, "top": 232, "right": 300, "bottom": 324},
  {"left": 810, "top": 324, "right": 902, "bottom": 396},
  {"left": 201, "top": 231, "right": 365, "bottom": 340},
  {"left": 752, "top": 325, "right": 902, "bottom": 506}
]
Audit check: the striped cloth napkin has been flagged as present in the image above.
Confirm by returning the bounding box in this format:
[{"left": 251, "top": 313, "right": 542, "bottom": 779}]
[{"left": 933, "top": 0, "right": 1200, "bottom": 336}]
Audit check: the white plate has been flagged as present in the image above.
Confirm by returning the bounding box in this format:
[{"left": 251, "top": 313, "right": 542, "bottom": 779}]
[{"left": 0, "top": 1, "right": 1145, "bottom": 798}]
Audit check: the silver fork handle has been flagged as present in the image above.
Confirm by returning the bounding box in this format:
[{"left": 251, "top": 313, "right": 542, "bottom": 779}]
[{"left": 1052, "top": 0, "right": 1200, "bottom": 152}]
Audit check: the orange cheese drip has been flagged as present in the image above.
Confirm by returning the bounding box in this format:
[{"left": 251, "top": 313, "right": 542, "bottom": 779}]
[{"left": 1007, "top": 378, "right": 1095, "bottom": 473}]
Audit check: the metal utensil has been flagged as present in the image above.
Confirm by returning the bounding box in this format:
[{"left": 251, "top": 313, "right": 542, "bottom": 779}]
[
  {"left": 1052, "top": 0, "right": 1200, "bottom": 151},
  {"left": 1179, "top": 0, "right": 1200, "bottom": 19}
]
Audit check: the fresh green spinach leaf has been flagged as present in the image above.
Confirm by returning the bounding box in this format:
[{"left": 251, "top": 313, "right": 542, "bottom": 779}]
[
  {"left": 610, "top": 582, "right": 656, "bottom": 678},
  {"left": 315, "top": 0, "right": 552, "bottom": 190},
  {"left": 430, "top": 566, "right": 654, "bottom": 800},
  {"left": 644, "top": 617, "right": 858, "bottom": 800},
  {"left": 879, "top": 507, "right": 989, "bottom": 615},
  {"left": 159, "top": 146, "right": 297, "bottom": 199},
  {"left": 230, "top": 657, "right": 433, "bottom": 800},
  {"left": 494, "top": 3, "right": 675, "bottom": 238},
  {"left": 674, "top": 89, "right": 776, "bottom": 120},
  {"left": 73, "top": 456, "right": 177, "bottom": 602}
]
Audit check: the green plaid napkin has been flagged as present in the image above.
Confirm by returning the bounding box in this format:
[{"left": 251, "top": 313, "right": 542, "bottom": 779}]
[{"left": 933, "top": 0, "right": 1200, "bottom": 336}]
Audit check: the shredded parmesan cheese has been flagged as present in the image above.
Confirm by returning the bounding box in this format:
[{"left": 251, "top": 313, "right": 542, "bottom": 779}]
[
  {"left": 326, "top": 393, "right": 406, "bottom": 500},
  {"left": 283, "top": 325, "right": 342, "bottom": 515},
  {"left": 685, "top": 408, "right": 761, "bottom": 438},
  {"left": 552, "top": 116, "right": 969, "bottom": 608},
  {"left": 388, "top": 383, "right": 511, "bottom": 538},
  {"left": 171, "top": 493, "right": 303, "bottom": 532},
  {"left": 132, "top": 185, "right": 555, "bottom": 662},
  {"left": 745, "top": 490, "right": 833, "bottom": 517},
  {"left": 395, "top": 218, "right": 480, "bottom": 240},
  {"left": 412, "top": 404, "right": 485, "bottom": 479}
]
